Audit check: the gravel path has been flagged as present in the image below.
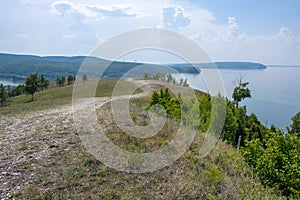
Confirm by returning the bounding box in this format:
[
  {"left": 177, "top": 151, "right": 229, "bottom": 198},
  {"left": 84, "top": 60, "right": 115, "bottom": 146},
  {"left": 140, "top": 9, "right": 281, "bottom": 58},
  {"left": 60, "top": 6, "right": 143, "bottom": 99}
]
[{"left": 0, "top": 79, "right": 153, "bottom": 198}]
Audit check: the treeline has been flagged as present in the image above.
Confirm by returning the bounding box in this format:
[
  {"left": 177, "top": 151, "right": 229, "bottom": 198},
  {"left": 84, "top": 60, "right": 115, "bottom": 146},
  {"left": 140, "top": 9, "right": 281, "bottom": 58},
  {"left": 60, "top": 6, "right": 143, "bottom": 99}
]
[
  {"left": 143, "top": 72, "right": 189, "bottom": 87},
  {"left": 147, "top": 80, "right": 300, "bottom": 198},
  {"left": 199, "top": 84, "right": 300, "bottom": 198},
  {"left": 56, "top": 75, "right": 76, "bottom": 87},
  {"left": 0, "top": 73, "right": 81, "bottom": 106}
]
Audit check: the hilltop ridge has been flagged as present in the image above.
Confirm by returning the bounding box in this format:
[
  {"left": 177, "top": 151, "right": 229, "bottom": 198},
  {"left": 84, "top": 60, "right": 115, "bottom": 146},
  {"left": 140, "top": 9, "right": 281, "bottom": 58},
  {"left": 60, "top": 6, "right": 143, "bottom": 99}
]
[{"left": 0, "top": 53, "right": 199, "bottom": 81}]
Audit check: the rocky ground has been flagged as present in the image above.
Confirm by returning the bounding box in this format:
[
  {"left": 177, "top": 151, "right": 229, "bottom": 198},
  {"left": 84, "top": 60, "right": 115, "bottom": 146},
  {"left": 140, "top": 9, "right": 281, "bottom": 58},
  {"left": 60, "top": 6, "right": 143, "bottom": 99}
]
[{"left": 0, "top": 79, "right": 153, "bottom": 199}]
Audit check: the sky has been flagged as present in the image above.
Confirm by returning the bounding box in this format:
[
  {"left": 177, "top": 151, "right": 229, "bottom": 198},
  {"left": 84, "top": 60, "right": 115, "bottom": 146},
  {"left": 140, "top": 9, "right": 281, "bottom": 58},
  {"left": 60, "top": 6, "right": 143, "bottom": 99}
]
[{"left": 1, "top": 0, "right": 300, "bottom": 65}]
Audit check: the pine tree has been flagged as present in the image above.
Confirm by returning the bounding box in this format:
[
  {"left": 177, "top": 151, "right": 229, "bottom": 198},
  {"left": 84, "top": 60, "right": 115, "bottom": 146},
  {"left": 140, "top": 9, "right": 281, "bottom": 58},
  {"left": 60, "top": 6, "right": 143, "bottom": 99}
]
[
  {"left": 83, "top": 74, "right": 88, "bottom": 82},
  {"left": 67, "top": 75, "right": 74, "bottom": 85},
  {"left": 39, "top": 74, "right": 49, "bottom": 91},
  {"left": 0, "top": 84, "right": 8, "bottom": 107}
]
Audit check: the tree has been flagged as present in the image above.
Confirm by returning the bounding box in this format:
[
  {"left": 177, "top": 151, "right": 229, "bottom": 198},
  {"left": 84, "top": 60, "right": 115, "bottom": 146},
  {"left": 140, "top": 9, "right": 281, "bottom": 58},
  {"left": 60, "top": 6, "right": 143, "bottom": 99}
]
[
  {"left": 288, "top": 112, "right": 300, "bottom": 136},
  {"left": 143, "top": 72, "right": 149, "bottom": 80},
  {"left": 67, "top": 75, "right": 75, "bottom": 85},
  {"left": 0, "top": 84, "right": 8, "bottom": 107},
  {"left": 83, "top": 74, "right": 88, "bottom": 82},
  {"left": 39, "top": 74, "right": 49, "bottom": 91},
  {"left": 25, "top": 73, "right": 39, "bottom": 101},
  {"left": 10, "top": 85, "right": 25, "bottom": 97},
  {"left": 182, "top": 78, "right": 189, "bottom": 87},
  {"left": 166, "top": 73, "right": 173, "bottom": 83},
  {"left": 179, "top": 78, "right": 184, "bottom": 86},
  {"left": 61, "top": 76, "right": 66, "bottom": 86},
  {"left": 146, "top": 88, "right": 181, "bottom": 119},
  {"left": 56, "top": 78, "right": 60, "bottom": 87},
  {"left": 56, "top": 76, "right": 66, "bottom": 87},
  {"left": 198, "top": 93, "right": 212, "bottom": 131},
  {"left": 232, "top": 78, "right": 251, "bottom": 108}
]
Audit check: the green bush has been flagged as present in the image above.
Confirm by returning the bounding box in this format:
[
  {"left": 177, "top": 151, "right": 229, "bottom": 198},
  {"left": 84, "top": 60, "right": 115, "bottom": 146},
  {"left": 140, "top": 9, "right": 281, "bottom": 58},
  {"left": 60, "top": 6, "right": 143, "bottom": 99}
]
[{"left": 242, "top": 133, "right": 300, "bottom": 197}]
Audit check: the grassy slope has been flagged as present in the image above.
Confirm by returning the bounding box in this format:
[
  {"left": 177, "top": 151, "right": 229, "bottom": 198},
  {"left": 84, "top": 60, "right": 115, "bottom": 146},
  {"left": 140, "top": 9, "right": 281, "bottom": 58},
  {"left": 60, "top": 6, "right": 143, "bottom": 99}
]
[
  {"left": 0, "top": 78, "right": 142, "bottom": 116},
  {"left": 0, "top": 79, "right": 283, "bottom": 199}
]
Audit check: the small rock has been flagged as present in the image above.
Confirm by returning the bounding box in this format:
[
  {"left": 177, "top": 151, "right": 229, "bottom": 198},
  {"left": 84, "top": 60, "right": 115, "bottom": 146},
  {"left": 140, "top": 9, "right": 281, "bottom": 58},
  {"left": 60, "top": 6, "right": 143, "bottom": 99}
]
[
  {"left": 1, "top": 172, "right": 10, "bottom": 176},
  {"left": 0, "top": 163, "right": 7, "bottom": 168},
  {"left": 12, "top": 172, "right": 21, "bottom": 176}
]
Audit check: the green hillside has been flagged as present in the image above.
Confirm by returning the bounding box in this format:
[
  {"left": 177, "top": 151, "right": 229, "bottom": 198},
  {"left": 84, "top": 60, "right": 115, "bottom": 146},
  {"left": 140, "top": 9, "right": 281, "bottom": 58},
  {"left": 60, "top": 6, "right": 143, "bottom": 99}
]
[
  {"left": 0, "top": 53, "right": 200, "bottom": 81},
  {"left": 0, "top": 79, "right": 285, "bottom": 199}
]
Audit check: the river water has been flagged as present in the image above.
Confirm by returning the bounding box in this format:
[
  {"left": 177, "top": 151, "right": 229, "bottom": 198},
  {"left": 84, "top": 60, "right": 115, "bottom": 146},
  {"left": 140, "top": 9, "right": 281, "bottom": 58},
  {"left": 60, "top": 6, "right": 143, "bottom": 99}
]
[{"left": 174, "top": 66, "right": 300, "bottom": 129}]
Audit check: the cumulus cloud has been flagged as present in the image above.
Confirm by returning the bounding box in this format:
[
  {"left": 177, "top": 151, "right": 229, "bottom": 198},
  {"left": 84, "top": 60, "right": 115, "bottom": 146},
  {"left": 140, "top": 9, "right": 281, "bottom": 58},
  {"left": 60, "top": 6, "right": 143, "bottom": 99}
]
[
  {"left": 50, "top": 1, "right": 140, "bottom": 20},
  {"left": 275, "top": 27, "right": 295, "bottom": 42},
  {"left": 161, "top": 5, "right": 191, "bottom": 30},
  {"left": 50, "top": 1, "right": 96, "bottom": 19},
  {"left": 228, "top": 17, "right": 238, "bottom": 32}
]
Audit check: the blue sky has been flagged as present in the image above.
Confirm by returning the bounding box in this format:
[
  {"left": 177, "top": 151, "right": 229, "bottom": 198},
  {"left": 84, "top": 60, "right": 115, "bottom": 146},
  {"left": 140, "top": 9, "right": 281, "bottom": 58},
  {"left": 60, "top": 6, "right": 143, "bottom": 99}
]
[{"left": 1, "top": 0, "right": 300, "bottom": 65}]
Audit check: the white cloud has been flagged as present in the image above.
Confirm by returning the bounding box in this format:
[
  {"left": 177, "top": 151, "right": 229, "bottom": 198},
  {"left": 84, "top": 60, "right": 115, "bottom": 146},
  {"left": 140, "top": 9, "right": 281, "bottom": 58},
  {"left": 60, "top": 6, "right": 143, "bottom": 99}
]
[
  {"left": 228, "top": 17, "right": 238, "bottom": 30},
  {"left": 87, "top": 5, "right": 140, "bottom": 18},
  {"left": 274, "top": 27, "right": 295, "bottom": 42},
  {"left": 50, "top": 1, "right": 140, "bottom": 21},
  {"left": 161, "top": 5, "right": 191, "bottom": 30},
  {"left": 227, "top": 16, "right": 239, "bottom": 38},
  {"left": 50, "top": 1, "right": 96, "bottom": 20}
]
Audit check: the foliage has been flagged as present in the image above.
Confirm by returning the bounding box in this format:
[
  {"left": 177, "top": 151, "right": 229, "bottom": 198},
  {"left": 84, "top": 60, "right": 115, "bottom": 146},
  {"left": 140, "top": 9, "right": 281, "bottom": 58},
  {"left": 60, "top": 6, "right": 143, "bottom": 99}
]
[
  {"left": 232, "top": 78, "right": 251, "bottom": 108},
  {"left": 143, "top": 72, "right": 149, "bottom": 80},
  {"left": 83, "top": 74, "right": 88, "bottom": 82},
  {"left": 196, "top": 81, "right": 300, "bottom": 198},
  {"left": 9, "top": 85, "right": 25, "bottom": 97},
  {"left": 146, "top": 88, "right": 181, "bottom": 119},
  {"left": 198, "top": 93, "right": 211, "bottom": 131},
  {"left": 242, "top": 133, "right": 300, "bottom": 197},
  {"left": 67, "top": 75, "right": 76, "bottom": 85},
  {"left": 25, "top": 73, "right": 39, "bottom": 101},
  {"left": 39, "top": 74, "right": 49, "bottom": 91},
  {"left": 56, "top": 76, "right": 66, "bottom": 87},
  {"left": 0, "top": 83, "right": 9, "bottom": 107},
  {"left": 198, "top": 93, "right": 266, "bottom": 147},
  {"left": 144, "top": 72, "right": 189, "bottom": 87},
  {"left": 288, "top": 111, "right": 300, "bottom": 136}
]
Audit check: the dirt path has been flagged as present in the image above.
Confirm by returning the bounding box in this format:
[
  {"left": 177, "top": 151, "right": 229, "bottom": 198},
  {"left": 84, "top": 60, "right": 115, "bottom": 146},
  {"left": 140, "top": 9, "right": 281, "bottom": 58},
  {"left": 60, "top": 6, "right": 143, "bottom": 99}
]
[{"left": 0, "top": 79, "right": 155, "bottom": 198}]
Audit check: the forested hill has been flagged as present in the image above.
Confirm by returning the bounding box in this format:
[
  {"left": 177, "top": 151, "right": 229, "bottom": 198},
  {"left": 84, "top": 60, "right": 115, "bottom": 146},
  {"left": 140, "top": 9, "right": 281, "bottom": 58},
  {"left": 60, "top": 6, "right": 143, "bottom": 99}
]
[
  {"left": 0, "top": 53, "right": 199, "bottom": 81},
  {"left": 168, "top": 62, "right": 267, "bottom": 69}
]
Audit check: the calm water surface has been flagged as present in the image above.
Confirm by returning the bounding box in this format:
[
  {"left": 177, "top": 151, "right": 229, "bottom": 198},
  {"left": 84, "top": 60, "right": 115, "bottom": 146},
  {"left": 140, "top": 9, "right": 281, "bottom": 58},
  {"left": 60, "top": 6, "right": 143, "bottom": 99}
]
[
  {"left": 175, "top": 66, "right": 300, "bottom": 129},
  {"left": 0, "top": 79, "right": 22, "bottom": 86}
]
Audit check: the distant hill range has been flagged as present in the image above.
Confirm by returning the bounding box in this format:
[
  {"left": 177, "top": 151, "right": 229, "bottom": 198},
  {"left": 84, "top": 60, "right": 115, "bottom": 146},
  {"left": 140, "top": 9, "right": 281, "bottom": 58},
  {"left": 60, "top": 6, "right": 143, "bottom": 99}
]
[
  {"left": 0, "top": 53, "right": 266, "bottom": 81},
  {"left": 0, "top": 53, "right": 200, "bottom": 81},
  {"left": 168, "top": 62, "right": 267, "bottom": 69}
]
